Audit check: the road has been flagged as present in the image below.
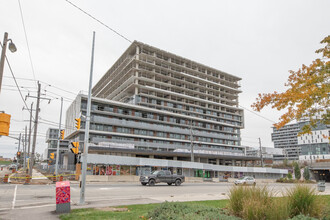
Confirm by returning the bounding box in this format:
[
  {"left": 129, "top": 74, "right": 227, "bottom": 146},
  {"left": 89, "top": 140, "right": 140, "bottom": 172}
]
[{"left": 0, "top": 182, "right": 329, "bottom": 219}]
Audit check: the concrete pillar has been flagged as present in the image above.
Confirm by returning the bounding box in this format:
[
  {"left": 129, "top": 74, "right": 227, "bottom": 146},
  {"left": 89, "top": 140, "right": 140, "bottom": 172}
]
[
  {"left": 149, "top": 155, "right": 154, "bottom": 159},
  {"left": 252, "top": 160, "right": 255, "bottom": 167},
  {"left": 197, "top": 157, "right": 201, "bottom": 163},
  {"left": 232, "top": 160, "right": 236, "bottom": 166},
  {"left": 216, "top": 158, "right": 220, "bottom": 165},
  {"left": 173, "top": 156, "right": 177, "bottom": 160}
]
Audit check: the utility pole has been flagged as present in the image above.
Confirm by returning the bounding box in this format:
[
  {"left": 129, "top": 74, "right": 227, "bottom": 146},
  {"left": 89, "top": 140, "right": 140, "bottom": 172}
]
[
  {"left": 190, "top": 120, "right": 194, "bottom": 162},
  {"left": 29, "top": 82, "right": 41, "bottom": 178},
  {"left": 24, "top": 126, "right": 27, "bottom": 169},
  {"left": 55, "top": 97, "right": 63, "bottom": 177},
  {"left": 28, "top": 102, "right": 33, "bottom": 160},
  {"left": 80, "top": 31, "right": 95, "bottom": 205},
  {"left": 258, "top": 138, "right": 264, "bottom": 167},
  {"left": 23, "top": 102, "right": 34, "bottom": 173}
]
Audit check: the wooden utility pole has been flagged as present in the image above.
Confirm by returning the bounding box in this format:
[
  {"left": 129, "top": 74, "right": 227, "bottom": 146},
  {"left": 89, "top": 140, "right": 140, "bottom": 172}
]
[{"left": 29, "top": 82, "right": 41, "bottom": 178}]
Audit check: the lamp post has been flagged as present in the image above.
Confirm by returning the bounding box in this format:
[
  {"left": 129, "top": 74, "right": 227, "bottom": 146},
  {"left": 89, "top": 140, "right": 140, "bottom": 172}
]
[{"left": 0, "top": 32, "right": 17, "bottom": 94}]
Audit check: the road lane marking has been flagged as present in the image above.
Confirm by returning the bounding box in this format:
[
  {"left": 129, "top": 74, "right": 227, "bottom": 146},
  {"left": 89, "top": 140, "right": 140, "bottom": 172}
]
[
  {"left": 17, "top": 204, "right": 54, "bottom": 210},
  {"left": 12, "top": 185, "right": 17, "bottom": 209}
]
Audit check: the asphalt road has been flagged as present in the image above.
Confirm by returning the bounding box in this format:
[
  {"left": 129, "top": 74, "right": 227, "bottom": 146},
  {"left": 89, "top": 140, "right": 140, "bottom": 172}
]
[{"left": 1, "top": 182, "right": 329, "bottom": 220}]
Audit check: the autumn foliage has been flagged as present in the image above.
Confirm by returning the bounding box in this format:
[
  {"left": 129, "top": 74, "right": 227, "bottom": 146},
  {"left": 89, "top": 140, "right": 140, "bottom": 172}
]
[{"left": 252, "top": 36, "right": 330, "bottom": 134}]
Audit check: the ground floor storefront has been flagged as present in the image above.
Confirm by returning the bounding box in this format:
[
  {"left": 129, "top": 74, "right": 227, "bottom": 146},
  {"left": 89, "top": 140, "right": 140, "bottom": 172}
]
[{"left": 84, "top": 154, "right": 287, "bottom": 180}]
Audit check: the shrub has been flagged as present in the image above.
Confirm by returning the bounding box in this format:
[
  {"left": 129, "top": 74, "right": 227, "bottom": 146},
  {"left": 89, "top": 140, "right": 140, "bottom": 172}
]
[
  {"left": 303, "top": 167, "right": 310, "bottom": 181},
  {"left": 147, "top": 201, "right": 241, "bottom": 220},
  {"left": 265, "top": 198, "right": 290, "bottom": 220},
  {"left": 294, "top": 163, "right": 301, "bottom": 180},
  {"left": 228, "top": 186, "right": 273, "bottom": 219},
  {"left": 288, "top": 214, "right": 318, "bottom": 220},
  {"left": 287, "top": 172, "right": 293, "bottom": 180},
  {"left": 286, "top": 185, "right": 325, "bottom": 218}
]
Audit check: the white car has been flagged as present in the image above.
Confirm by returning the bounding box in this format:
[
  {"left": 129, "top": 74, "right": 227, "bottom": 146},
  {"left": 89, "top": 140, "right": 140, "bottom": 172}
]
[{"left": 234, "top": 176, "right": 256, "bottom": 186}]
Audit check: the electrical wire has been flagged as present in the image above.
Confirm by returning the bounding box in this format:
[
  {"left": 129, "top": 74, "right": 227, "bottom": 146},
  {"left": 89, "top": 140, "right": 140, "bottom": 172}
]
[
  {"left": 0, "top": 41, "right": 32, "bottom": 117},
  {"left": 239, "top": 104, "right": 276, "bottom": 123},
  {"left": 17, "top": 0, "right": 38, "bottom": 88},
  {"left": 64, "top": 0, "right": 132, "bottom": 43}
]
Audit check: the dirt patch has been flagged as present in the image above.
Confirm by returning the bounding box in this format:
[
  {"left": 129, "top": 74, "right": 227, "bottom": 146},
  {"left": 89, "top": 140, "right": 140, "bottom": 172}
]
[{"left": 95, "top": 207, "right": 128, "bottom": 212}]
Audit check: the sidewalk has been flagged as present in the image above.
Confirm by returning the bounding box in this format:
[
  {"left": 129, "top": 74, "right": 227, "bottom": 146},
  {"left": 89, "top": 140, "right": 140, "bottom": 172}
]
[{"left": 8, "top": 169, "right": 51, "bottom": 184}]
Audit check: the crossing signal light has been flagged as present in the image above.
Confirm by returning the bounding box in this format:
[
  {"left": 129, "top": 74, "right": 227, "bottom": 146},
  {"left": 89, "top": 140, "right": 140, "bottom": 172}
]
[
  {"left": 50, "top": 153, "right": 55, "bottom": 159},
  {"left": 17, "top": 151, "right": 21, "bottom": 158},
  {"left": 75, "top": 118, "right": 81, "bottom": 130},
  {"left": 0, "top": 113, "right": 11, "bottom": 136},
  {"left": 60, "top": 129, "right": 65, "bottom": 140},
  {"left": 71, "top": 142, "right": 79, "bottom": 154}
]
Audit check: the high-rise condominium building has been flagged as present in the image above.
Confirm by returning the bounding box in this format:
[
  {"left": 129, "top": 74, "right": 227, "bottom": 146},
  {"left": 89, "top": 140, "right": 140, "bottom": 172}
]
[{"left": 64, "top": 41, "right": 287, "bottom": 178}]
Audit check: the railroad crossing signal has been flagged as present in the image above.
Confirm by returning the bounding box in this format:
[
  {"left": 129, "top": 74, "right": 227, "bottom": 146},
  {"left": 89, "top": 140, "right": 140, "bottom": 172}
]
[
  {"left": 17, "top": 151, "right": 21, "bottom": 158},
  {"left": 75, "top": 118, "right": 81, "bottom": 130},
  {"left": 71, "top": 142, "right": 79, "bottom": 154},
  {"left": 60, "top": 129, "right": 65, "bottom": 140},
  {"left": 50, "top": 153, "right": 55, "bottom": 159}
]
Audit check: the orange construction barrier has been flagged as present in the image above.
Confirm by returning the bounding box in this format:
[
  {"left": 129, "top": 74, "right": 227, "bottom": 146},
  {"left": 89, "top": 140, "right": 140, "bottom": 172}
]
[
  {"left": 25, "top": 175, "right": 31, "bottom": 184},
  {"left": 53, "top": 175, "right": 57, "bottom": 183},
  {"left": 4, "top": 174, "right": 9, "bottom": 183}
]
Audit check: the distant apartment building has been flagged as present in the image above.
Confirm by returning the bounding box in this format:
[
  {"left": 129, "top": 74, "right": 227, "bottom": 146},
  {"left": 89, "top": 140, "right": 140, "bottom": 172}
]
[
  {"left": 44, "top": 128, "right": 70, "bottom": 165},
  {"left": 64, "top": 41, "right": 287, "bottom": 178},
  {"left": 272, "top": 121, "right": 330, "bottom": 161}
]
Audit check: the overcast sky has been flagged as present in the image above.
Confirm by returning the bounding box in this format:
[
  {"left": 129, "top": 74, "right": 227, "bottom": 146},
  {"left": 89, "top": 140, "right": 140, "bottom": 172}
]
[{"left": 1, "top": 0, "right": 329, "bottom": 159}]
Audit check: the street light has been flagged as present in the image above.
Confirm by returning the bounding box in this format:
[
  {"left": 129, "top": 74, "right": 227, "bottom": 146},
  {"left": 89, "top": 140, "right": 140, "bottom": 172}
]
[{"left": 0, "top": 32, "right": 17, "bottom": 93}]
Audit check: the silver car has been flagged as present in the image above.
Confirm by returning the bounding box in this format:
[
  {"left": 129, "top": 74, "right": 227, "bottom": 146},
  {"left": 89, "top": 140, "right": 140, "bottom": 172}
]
[{"left": 234, "top": 176, "right": 256, "bottom": 186}]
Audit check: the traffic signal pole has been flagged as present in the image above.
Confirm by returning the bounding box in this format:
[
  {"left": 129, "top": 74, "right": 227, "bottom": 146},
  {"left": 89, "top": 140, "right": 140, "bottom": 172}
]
[
  {"left": 17, "top": 133, "right": 21, "bottom": 168},
  {"left": 55, "top": 97, "right": 63, "bottom": 177},
  {"left": 80, "top": 31, "right": 95, "bottom": 205}
]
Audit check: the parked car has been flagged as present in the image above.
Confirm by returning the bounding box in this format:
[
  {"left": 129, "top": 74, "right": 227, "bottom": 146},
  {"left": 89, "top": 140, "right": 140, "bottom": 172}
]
[
  {"left": 234, "top": 176, "right": 256, "bottom": 186},
  {"left": 140, "top": 170, "right": 185, "bottom": 186},
  {"left": 8, "top": 164, "right": 17, "bottom": 170}
]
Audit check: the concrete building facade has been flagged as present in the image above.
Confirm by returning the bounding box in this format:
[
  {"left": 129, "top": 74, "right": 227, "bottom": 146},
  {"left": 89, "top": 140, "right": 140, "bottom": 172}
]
[
  {"left": 272, "top": 121, "right": 330, "bottom": 161},
  {"left": 64, "top": 41, "right": 287, "bottom": 178}
]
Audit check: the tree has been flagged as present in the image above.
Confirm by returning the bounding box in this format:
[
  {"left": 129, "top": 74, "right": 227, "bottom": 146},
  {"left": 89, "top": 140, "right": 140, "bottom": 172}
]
[
  {"left": 252, "top": 36, "right": 330, "bottom": 135},
  {"left": 303, "top": 167, "right": 310, "bottom": 181},
  {"left": 294, "top": 162, "right": 301, "bottom": 180}
]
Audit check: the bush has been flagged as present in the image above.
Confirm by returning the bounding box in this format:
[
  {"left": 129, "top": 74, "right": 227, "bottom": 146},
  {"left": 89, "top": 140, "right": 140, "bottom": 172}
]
[
  {"left": 287, "top": 172, "right": 293, "bottom": 180},
  {"left": 286, "top": 185, "right": 325, "bottom": 218},
  {"left": 147, "top": 201, "right": 241, "bottom": 220},
  {"left": 294, "top": 163, "right": 301, "bottom": 180},
  {"left": 228, "top": 186, "right": 274, "bottom": 220},
  {"left": 303, "top": 167, "right": 310, "bottom": 181},
  {"left": 288, "top": 214, "right": 318, "bottom": 220}
]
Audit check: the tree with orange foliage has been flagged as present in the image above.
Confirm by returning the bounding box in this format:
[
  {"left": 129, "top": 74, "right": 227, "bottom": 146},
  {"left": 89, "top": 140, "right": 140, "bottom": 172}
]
[{"left": 252, "top": 36, "right": 329, "bottom": 134}]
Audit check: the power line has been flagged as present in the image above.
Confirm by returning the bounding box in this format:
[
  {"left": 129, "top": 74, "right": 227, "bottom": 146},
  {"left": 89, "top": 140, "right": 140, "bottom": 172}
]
[
  {"left": 17, "top": 0, "right": 37, "bottom": 88},
  {"left": 64, "top": 0, "right": 132, "bottom": 43},
  {"left": 239, "top": 104, "right": 276, "bottom": 123},
  {"left": 0, "top": 41, "right": 32, "bottom": 117}
]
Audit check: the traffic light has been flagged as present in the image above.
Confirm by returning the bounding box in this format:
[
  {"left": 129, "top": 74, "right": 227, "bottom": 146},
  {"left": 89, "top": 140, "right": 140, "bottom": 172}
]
[
  {"left": 60, "top": 129, "right": 65, "bottom": 140},
  {"left": 0, "top": 113, "right": 11, "bottom": 136},
  {"left": 17, "top": 151, "right": 21, "bottom": 158},
  {"left": 75, "top": 118, "right": 81, "bottom": 130},
  {"left": 71, "top": 142, "right": 79, "bottom": 154},
  {"left": 50, "top": 153, "right": 55, "bottom": 159}
]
